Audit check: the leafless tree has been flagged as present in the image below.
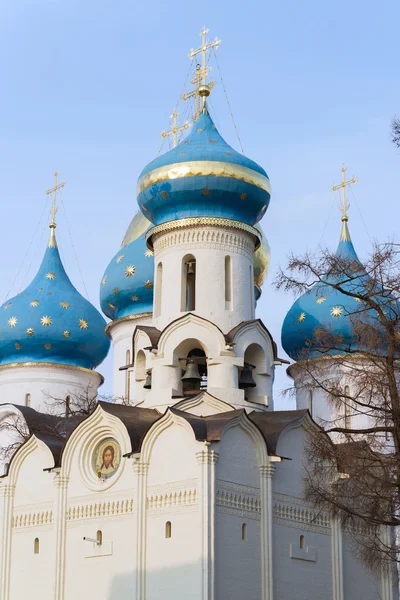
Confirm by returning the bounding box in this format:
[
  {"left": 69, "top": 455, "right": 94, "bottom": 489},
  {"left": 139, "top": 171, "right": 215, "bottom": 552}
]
[
  {"left": 276, "top": 238, "right": 400, "bottom": 571},
  {"left": 392, "top": 118, "right": 400, "bottom": 149}
]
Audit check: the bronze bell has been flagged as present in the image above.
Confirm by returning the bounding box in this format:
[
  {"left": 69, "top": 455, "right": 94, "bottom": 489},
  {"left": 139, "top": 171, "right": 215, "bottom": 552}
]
[
  {"left": 143, "top": 370, "right": 152, "bottom": 389},
  {"left": 181, "top": 357, "right": 201, "bottom": 383},
  {"left": 239, "top": 363, "right": 256, "bottom": 389}
]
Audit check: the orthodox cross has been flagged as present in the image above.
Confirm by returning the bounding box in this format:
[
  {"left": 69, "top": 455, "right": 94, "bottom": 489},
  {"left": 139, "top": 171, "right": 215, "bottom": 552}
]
[
  {"left": 332, "top": 164, "right": 357, "bottom": 221},
  {"left": 161, "top": 109, "right": 190, "bottom": 148},
  {"left": 184, "top": 27, "right": 221, "bottom": 121},
  {"left": 46, "top": 170, "right": 66, "bottom": 228}
]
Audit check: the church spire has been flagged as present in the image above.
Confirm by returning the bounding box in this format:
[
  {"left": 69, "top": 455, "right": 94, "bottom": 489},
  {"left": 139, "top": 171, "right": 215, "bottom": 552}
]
[
  {"left": 332, "top": 164, "right": 357, "bottom": 242},
  {"left": 45, "top": 169, "right": 66, "bottom": 247}
]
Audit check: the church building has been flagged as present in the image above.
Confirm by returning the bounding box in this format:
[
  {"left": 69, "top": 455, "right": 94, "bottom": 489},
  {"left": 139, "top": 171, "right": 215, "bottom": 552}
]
[{"left": 0, "top": 29, "right": 397, "bottom": 600}]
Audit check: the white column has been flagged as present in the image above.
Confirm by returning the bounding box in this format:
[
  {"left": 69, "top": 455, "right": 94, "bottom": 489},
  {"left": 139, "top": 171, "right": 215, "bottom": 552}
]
[
  {"left": 331, "top": 517, "right": 344, "bottom": 600},
  {"left": 0, "top": 483, "right": 15, "bottom": 600},
  {"left": 133, "top": 460, "right": 149, "bottom": 600},
  {"left": 260, "top": 464, "right": 275, "bottom": 600},
  {"left": 380, "top": 526, "right": 394, "bottom": 600},
  {"left": 196, "top": 445, "right": 219, "bottom": 600},
  {"left": 54, "top": 475, "right": 69, "bottom": 600}
]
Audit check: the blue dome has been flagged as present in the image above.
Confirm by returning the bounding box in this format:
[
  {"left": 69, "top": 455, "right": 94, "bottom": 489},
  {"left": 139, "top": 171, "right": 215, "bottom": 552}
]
[
  {"left": 281, "top": 220, "right": 394, "bottom": 361},
  {"left": 0, "top": 228, "right": 110, "bottom": 369},
  {"left": 100, "top": 212, "right": 154, "bottom": 320},
  {"left": 137, "top": 109, "right": 271, "bottom": 226}
]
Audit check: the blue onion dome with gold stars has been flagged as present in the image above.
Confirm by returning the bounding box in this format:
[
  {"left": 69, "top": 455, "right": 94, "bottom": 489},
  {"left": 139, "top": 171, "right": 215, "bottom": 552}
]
[
  {"left": 0, "top": 226, "right": 110, "bottom": 369},
  {"left": 137, "top": 108, "right": 271, "bottom": 226},
  {"left": 281, "top": 218, "right": 396, "bottom": 361},
  {"left": 100, "top": 211, "right": 154, "bottom": 321}
]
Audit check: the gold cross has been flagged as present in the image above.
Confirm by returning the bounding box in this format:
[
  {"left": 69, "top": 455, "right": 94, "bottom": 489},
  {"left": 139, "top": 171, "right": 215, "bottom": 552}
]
[
  {"left": 46, "top": 170, "right": 66, "bottom": 228},
  {"left": 184, "top": 27, "right": 221, "bottom": 120},
  {"left": 161, "top": 109, "right": 190, "bottom": 148},
  {"left": 332, "top": 164, "right": 357, "bottom": 221}
]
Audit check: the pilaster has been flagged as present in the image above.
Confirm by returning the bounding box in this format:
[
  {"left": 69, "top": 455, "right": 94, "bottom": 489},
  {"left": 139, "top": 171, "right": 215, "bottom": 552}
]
[
  {"left": 380, "top": 526, "right": 395, "bottom": 600},
  {"left": 54, "top": 475, "right": 69, "bottom": 600},
  {"left": 259, "top": 464, "right": 275, "bottom": 600},
  {"left": 133, "top": 460, "right": 149, "bottom": 600},
  {"left": 196, "top": 446, "right": 219, "bottom": 600},
  {"left": 331, "top": 517, "right": 344, "bottom": 600},
  {"left": 0, "top": 483, "right": 15, "bottom": 600}
]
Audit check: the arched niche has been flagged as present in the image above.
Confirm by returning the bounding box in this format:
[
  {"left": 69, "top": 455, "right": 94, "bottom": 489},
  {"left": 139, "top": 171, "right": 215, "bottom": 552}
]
[
  {"left": 241, "top": 343, "right": 270, "bottom": 406},
  {"left": 181, "top": 254, "right": 196, "bottom": 312},
  {"left": 173, "top": 338, "right": 208, "bottom": 397}
]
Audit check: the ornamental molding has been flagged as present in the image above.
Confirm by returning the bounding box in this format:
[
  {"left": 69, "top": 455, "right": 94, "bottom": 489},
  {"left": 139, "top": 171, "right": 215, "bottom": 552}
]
[
  {"left": 0, "top": 484, "right": 15, "bottom": 498},
  {"left": 216, "top": 479, "right": 261, "bottom": 521},
  {"left": 66, "top": 497, "right": 134, "bottom": 523},
  {"left": 105, "top": 313, "right": 153, "bottom": 338},
  {"left": 273, "top": 495, "right": 331, "bottom": 535},
  {"left": 147, "top": 478, "right": 198, "bottom": 495},
  {"left": 153, "top": 227, "right": 255, "bottom": 258},
  {"left": 146, "top": 217, "right": 261, "bottom": 250},
  {"left": 0, "top": 361, "right": 104, "bottom": 383},
  {"left": 196, "top": 450, "right": 219, "bottom": 464},
  {"left": 147, "top": 478, "right": 198, "bottom": 515},
  {"left": 259, "top": 465, "right": 276, "bottom": 479},
  {"left": 13, "top": 509, "right": 54, "bottom": 529}
]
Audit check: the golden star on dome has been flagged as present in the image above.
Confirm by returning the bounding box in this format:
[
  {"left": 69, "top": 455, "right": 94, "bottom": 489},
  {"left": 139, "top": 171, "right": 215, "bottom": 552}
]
[
  {"left": 8, "top": 317, "right": 17, "bottom": 327},
  {"left": 240, "top": 193, "right": 247, "bottom": 200},
  {"left": 298, "top": 312, "right": 306, "bottom": 323},
  {"left": 116, "top": 254, "right": 124, "bottom": 264},
  {"left": 130, "top": 295, "right": 139, "bottom": 301},
  {"left": 179, "top": 152, "right": 185, "bottom": 156},
  {"left": 41, "top": 316, "right": 52, "bottom": 326},
  {"left": 314, "top": 327, "right": 324, "bottom": 338},
  {"left": 3, "top": 303, "right": 12, "bottom": 310},
  {"left": 60, "top": 301, "right": 70, "bottom": 309},
  {"left": 197, "top": 128, "right": 204, "bottom": 133},
  {"left": 30, "top": 300, "right": 40, "bottom": 307},
  {"left": 79, "top": 319, "right": 88, "bottom": 329},
  {"left": 37, "top": 287, "right": 43, "bottom": 292},
  {"left": 144, "top": 280, "right": 153, "bottom": 289},
  {"left": 144, "top": 249, "right": 153, "bottom": 257},
  {"left": 45, "top": 272, "right": 56, "bottom": 280},
  {"left": 125, "top": 265, "right": 136, "bottom": 277},
  {"left": 331, "top": 306, "right": 343, "bottom": 318},
  {"left": 14, "top": 343, "right": 21, "bottom": 350},
  {"left": 26, "top": 328, "right": 34, "bottom": 336},
  {"left": 202, "top": 188, "right": 210, "bottom": 196},
  {"left": 101, "top": 276, "right": 107, "bottom": 286},
  {"left": 316, "top": 296, "right": 326, "bottom": 304},
  {"left": 208, "top": 139, "right": 217, "bottom": 144},
  {"left": 44, "top": 344, "right": 52, "bottom": 350},
  {"left": 108, "top": 303, "right": 116, "bottom": 309},
  {"left": 161, "top": 191, "right": 169, "bottom": 199},
  {"left": 225, "top": 151, "right": 232, "bottom": 156},
  {"left": 113, "top": 288, "right": 119, "bottom": 295},
  {"left": 63, "top": 330, "right": 71, "bottom": 338}
]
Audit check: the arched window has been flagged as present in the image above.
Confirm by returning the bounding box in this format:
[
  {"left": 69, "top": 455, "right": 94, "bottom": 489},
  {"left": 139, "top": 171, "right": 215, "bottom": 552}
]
[
  {"left": 125, "top": 350, "right": 131, "bottom": 402},
  {"left": 241, "top": 523, "right": 247, "bottom": 541},
  {"left": 155, "top": 262, "right": 163, "bottom": 317},
  {"left": 182, "top": 348, "right": 206, "bottom": 395},
  {"left": 225, "top": 256, "right": 232, "bottom": 310},
  {"left": 181, "top": 255, "right": 196, "bottom": 311},
  {"left": 25, "top": 393, "right": 31, "bottom": 407},
  {"left": 96, "top": 530, "right": 103, "bottom": 546},
  {"left": 65, "top": 395, "right": 71, "bottom": 417},
  {"left": 34, "top": 537, "right": 40, "bottom": 554},
  {"left": 344, "top": 385, "right": 351, "bottom": 428},
  {"left": 308, "top": 390, "right": 313, "bottom": 417},
  {"left": 300, "top": 535, "right": 305, "bottom": 549},
  {"left": 165, "top": 521, "right": 172, "bottom": 539}
]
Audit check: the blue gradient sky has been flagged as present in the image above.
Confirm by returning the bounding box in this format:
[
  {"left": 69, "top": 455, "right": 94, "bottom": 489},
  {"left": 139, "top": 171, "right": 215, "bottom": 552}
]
[{"left": 1, "top": 0, "right": 399, "bottom": 405}]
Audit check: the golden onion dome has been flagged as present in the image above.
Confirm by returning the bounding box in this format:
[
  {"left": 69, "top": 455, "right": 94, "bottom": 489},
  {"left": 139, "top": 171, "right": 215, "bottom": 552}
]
[
  {"left": 253, "top": 223, "right": 270, "bottom": 288},
  {"left": 121, "top": 211, "right": 151, "bottom": 248}
]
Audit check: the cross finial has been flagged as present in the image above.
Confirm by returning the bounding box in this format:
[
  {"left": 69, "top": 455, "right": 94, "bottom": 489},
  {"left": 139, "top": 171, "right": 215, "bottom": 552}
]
[
  {"left": 46, "top": 170, "right": 66, "bottom": 247},
  {"left": 161, "top": 109, "right": 190, "bottom": 148},
  {"left": 184, "top": 27, "right": 221, "bottom": 120},
  {"left": 332, "top": 164, "right": 357, "bottom": 222}
]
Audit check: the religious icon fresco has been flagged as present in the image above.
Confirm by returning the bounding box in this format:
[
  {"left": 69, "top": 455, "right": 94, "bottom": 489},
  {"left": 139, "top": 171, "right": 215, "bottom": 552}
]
[{"left": 92, "top": 437, "right": 121, "bottom": 480}]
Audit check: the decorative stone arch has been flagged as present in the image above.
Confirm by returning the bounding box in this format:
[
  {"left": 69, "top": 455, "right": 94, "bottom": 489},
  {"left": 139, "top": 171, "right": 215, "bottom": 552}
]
[
  {"left": 274, "top": 411, "right": 319, "bottom": 457},
  {"left": 140, "top": 408, "right": 198, "bottom": 465},
  {"left": 230, "top": 320, "right": 276, "bottom": 370},
  {"left": 157, "top": 313, "right": 227, "bottom": 363},
  {"left": 219, "top": 411, "right": 269, "bottom": 467},
  {"left": 173, "top": 391, "right": 235, "bottom": 416},
  {"left": 59, "top": 404, "right": 132, "bottom": 491},
  {"left": 6, "top": 435, "right": 54, "bottom": 486}
]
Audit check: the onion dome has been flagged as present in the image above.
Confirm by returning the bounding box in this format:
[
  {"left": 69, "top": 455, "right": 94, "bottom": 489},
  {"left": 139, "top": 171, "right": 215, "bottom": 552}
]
[
  {"left": 100, "top": 211, "right": 154, "bottom": 320},
  {"left": 254, "top": 223, "right": 271, "bottom": 291},
  {"left": 281, "top": 218, "right": 394, "bottom": 361},
  {"left": 0, "top": 227, "right": 110, "bottom": 369},
  {"left": 137, "top": 108, "right": 271, "bottom": 226}
]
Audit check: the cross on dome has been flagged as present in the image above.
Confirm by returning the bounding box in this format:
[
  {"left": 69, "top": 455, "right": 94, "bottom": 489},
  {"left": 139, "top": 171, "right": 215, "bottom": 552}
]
[
  {"left": 332, "top": 164, "right": 357, "bottom": 241},
  {"left": 45, "top": 170, "right": 66, "bottom": 248},
  {"left": 161, "top": 109, "right": 190, "bottom": 148}
]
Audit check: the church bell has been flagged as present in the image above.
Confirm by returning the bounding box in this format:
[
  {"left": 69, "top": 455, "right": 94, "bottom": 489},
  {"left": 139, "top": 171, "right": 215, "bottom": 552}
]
[
  {"left": 143, "top": 370, "right": 152, "bottom": 390},
  {"left": 181, "top": 357, "right": 201, "bottom": 383},
  {"left": 239, "top": 363, "right": 256, "bottom": 389}
]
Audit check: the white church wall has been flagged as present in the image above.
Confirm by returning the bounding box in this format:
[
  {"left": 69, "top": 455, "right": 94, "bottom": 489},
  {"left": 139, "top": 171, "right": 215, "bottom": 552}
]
[
  {"left": 342, "top": 533, "right": 386, "bottom": 600},
  {"left": 0, "top": 364, "right": 103, "bottom": 413},
  {"left": 145, "top": 421, "right": 202, "bottom": 600},
  {"left": 215, "top": 424, "right": 261, "bottom": 599}
]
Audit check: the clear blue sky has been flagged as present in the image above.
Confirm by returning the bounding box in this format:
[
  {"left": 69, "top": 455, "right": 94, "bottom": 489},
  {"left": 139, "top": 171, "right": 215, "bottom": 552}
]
[{"left": 1, "top": 0, "right": 399, "bottom": 405}]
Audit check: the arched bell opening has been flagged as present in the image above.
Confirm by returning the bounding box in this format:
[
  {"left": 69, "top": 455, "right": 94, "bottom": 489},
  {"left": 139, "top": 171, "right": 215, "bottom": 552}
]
[
  {"left": 173, "top": 339, "right": 208, "bottom": 397},
  {"left": 134, "top": 349, "right": 147, "bottom": 401},
  {"left": 240, "top": 343, "right": 269, "bottom": 406},
  {"left": 181, "top": 254, "right": 196, "bottom": 312}
]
